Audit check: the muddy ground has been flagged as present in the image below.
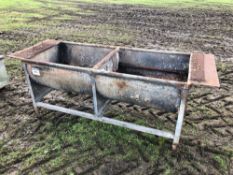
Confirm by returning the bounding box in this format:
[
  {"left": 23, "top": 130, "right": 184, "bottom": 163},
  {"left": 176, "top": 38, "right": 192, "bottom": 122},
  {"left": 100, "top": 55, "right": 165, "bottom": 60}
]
[{"left": 0, "top": 1, "right": 233, "bottom": 175}]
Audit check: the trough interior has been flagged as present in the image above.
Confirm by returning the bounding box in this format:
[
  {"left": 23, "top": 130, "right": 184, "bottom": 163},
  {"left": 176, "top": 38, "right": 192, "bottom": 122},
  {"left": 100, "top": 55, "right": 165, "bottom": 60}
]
[
  {"left": 33, "top": 42, "right": 114, "bottom": 68},
  {"left": 116, "top": 49, "right": 190, "bottom": 82},
  {"left": 58, "top": 43, "right": 114, "bottom": 67},
  {"left": 32, "top": 42, "right": 190, "bottom": 82}
]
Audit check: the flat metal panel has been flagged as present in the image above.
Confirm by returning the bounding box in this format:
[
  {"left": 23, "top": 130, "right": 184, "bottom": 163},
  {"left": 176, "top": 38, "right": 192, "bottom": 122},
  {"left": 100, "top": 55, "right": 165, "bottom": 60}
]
[
  {"left": 188, "top": 52, "right": 220, "bottom": 88},
  {"left": 64, "top": 43, "right": 113, "bottom": 67},
  {"left": 119, "top": 48, "right": 190, "bottom": 73},
  {"left": 27, "top": 64, "right": 92, "bottom": 93}
]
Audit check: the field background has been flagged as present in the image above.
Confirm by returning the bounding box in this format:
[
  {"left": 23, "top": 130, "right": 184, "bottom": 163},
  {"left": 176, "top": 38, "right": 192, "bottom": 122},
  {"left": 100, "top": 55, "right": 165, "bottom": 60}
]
[{"left": 0, "top": 0, "right": 233, "bottom": 175}]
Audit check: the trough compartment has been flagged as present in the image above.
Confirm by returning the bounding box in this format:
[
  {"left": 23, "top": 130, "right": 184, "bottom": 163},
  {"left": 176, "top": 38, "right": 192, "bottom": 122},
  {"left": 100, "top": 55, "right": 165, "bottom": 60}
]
[
  {"left": 14, "top": 41, "right": 114, "bottom": 94},
  {"left": 9, "top": 40, "right": 220, "bottom": 148},
  {"left": 95, "top": 48, "right": 190, "bottom": 112}
]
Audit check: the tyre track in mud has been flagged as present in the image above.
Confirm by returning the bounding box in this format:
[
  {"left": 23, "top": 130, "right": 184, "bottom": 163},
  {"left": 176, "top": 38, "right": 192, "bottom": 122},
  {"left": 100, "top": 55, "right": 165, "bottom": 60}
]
[{"left": 69, "top": 2, "right": 233, "bottom": 59}]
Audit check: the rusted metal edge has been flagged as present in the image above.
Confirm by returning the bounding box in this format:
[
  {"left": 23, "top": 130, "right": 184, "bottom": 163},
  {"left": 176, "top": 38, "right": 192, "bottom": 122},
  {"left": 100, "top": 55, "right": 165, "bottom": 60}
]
[
  {"left": 93, "top": 47, "right": 119, "bottom": 69},
  {"left": 63, "top": 40, "right": 190, "bottom": 56},
  {"left": 188, "top": 52, "right": 220, "bottom": 88},
  {"left": 9, "top": 39, "right": 190, "bottom": 59},
  {"left": 9, "top": 39, "right": 61, "bottom": 59}
]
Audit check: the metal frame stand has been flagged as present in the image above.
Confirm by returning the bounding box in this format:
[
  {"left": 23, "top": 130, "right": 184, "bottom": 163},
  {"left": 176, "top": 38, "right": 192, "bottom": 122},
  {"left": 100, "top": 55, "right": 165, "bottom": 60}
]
[{"left": 24, "top": 64, "right": 188, "bottom": 149}]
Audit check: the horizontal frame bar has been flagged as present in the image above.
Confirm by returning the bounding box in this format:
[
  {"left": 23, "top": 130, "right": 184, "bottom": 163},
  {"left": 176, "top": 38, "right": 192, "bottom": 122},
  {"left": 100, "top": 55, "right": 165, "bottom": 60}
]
[{"left": 36, "top": 102, "right": 174, "bottom": 139}]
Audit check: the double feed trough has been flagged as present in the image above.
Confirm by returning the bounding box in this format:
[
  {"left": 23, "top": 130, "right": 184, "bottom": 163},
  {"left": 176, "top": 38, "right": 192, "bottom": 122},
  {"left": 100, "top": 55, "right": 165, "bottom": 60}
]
[{"left": 10, "top": 40, "right": 220, "bottom": 148}]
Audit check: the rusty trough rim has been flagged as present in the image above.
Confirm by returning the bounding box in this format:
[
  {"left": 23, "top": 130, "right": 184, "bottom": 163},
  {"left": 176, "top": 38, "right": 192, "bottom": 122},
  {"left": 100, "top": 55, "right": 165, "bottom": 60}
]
[
  {"left": 63, "top": 40, "right": 190, "bottom": 55},
  {"left": 9, "top": 39, "right": 191, "bottom": 59},
  {"left": 9, "top": 39, "right": 61, "bottom": 60},
  {"left": 188, "top": 52, "right": 220, "bottom": 88},
  {"left": 9, "top": 39, "right": 220, "bottom": 89}
]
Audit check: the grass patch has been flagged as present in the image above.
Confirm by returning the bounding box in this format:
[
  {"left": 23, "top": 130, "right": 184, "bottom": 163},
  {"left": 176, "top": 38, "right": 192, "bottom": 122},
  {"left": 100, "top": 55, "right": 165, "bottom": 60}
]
[
  {"left": 213, "top": 155, "right": 228, "bottom": 174},
  {"left": 4, "top": 59, "right": 22, "bottom": 76},
  {"left": 0, "top": 0, "right": 232, "bottom": 32},
  {"left": 0, "top": 116, "right": 168, "bottom": 173},
  {"left": 2, "top": 0, "right": 233, "bottom": 10},
  {"left": 0, "top": 0, "right": 87, "bottom": 31},
  {"left": 82, "top": 0, "right": 233, "bottom": 9},
  {"left": 0, "top": 0, "right": 41, "bottom": 10}
]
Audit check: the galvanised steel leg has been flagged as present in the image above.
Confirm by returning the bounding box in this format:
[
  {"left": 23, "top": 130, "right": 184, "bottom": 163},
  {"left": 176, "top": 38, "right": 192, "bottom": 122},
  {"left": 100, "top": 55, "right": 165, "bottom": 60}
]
[
  {"left": 23, "top": 64, "right": 38, "bottom": 113},
  {"left": 172, "top": 89, "right": 188, "bottom": 150}
]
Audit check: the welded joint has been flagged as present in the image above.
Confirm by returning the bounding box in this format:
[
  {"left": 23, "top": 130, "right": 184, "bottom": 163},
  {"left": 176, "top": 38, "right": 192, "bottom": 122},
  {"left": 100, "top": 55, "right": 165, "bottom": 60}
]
[{"left": 23, "top": 64, "right": 39, "bottom": 113}]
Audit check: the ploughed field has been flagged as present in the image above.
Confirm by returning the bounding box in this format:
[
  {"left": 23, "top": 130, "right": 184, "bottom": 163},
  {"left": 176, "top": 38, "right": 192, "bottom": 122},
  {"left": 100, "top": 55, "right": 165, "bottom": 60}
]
[{"left": 0, "top": 0, "right": 233, "bottom": 174}]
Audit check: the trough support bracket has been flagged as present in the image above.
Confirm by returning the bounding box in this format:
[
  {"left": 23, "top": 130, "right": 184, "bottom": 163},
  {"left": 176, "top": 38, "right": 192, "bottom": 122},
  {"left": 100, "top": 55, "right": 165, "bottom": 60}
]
[{"left": 23, "top": 64, "right": 52, "bottom": 113}]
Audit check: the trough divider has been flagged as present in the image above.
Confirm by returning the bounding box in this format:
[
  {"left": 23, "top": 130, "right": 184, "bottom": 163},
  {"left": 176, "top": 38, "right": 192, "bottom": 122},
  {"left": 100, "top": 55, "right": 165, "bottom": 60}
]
[{"left": 93, "top": 47, "right": 119, "bottom": 69}]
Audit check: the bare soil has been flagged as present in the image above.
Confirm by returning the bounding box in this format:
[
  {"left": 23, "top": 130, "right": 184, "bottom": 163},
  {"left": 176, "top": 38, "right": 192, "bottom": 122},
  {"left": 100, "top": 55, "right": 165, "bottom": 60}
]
[{"left": 0, "top": 1, "right": 233, "bottom": 175}]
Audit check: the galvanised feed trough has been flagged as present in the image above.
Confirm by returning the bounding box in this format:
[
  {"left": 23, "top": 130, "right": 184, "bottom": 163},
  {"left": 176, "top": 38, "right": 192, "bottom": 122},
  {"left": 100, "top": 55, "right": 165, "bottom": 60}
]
[
  {"left": 9, "top": 40, "right": 220, "bottom": 149},
  {"left": 0, "top": 55, "right": 9, "bottom": 89}
]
